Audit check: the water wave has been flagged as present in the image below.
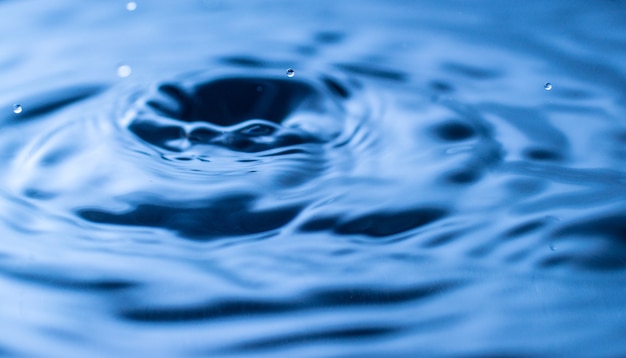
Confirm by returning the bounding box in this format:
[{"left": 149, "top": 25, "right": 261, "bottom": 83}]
[{"left": 1, "top": 0, "right": 625, "bottom": 356}]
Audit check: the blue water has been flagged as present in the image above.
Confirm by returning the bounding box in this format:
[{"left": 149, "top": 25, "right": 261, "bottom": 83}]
[{"left": 1, "top": 0, "right": 626, "bottom": 356}]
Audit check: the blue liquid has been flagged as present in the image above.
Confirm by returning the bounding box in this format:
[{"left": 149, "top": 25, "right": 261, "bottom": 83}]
[{"left": 0, "top": 0, "right": 625, "bottom": 356}]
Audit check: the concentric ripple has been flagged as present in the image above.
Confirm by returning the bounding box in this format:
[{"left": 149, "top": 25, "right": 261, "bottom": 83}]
[
  {"left": 4, "top": 66, "right": 505, "bottom": 243},
  {"left": 6, "top": 69, "right": 373, "bottom": 241}
]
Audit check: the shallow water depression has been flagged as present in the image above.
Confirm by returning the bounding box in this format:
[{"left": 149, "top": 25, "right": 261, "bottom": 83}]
[{"left": 1, "top": 0, "right": 626, "bottom": 356}]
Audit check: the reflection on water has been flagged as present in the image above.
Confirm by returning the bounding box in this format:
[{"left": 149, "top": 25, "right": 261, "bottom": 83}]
[{"left": 1, "top": 0, "right": 625, "bottom": 356}]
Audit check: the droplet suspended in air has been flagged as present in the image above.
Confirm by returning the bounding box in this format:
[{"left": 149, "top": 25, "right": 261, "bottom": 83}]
[
  {"left": 117, "top": 64, "right": 132, "bottom": 78},
  {"left": 12, "top": 104, "right": 22, "bottom": 114},
  {"left": 544, "top": 82, "right": 552, "bottom": 91},
  {"left": 286, "top": 68, "right": 295, "bottom": 78},
  {"left": 126, "top": 2, "right": 137, "bottom": 11}
]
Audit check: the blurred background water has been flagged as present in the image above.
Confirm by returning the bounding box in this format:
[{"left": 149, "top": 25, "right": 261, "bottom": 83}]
[{"left": 1, "top": 0, "right": 625, "bottom": 356}]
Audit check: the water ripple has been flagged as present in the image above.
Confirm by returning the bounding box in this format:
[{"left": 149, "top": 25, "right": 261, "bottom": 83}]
[{"left": 1, "top": 0, "right": 626, "bottom": 356}]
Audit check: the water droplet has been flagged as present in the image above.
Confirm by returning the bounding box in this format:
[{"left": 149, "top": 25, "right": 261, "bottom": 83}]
[
  {"left": 12, "top": 104, "right": 22, "bottom": 114},
  {"left": 544, "top": 82, "right": 552, "bottom": 91},
  {"left": 286, "top": 68, "right": 295, "bottom": 78},
  {"left": 117, "top": 64, "right": 132, "bottom": 78},
  {"left": 549, "top": 243, "right": 556, "bottom": 251},
  {"left": 126, "top": 2, "right": 137, "bottom": 11}
]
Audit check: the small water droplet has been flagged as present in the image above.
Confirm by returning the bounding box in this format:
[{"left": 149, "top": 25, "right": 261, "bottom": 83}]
[
  {"left": 549, "top": 243, "right": 556, "bottom": 251},
  {"left": 12, "top": 104, "right": 22, "bottom": 114},
  {"left": 544, "top": 82, "right": 552, "bottom": 91},
  {"left": 126, "top": 2, "right": 137, "bottom": 11},
  {"left": 117, "top": 64, "right": 132, "bottom": 78},
  {"left": 286, "top": 68, "right": 295, "bottom": 78}
]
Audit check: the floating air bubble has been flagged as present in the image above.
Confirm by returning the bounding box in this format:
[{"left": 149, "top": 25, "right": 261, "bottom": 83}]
[
  {"left": 544, "top": 82, "right": 552, "bottom": 90},
  {"left": 117, "top": 64, "right": 132, "bottom": 78},
  {"left": 286, "top": 68, "right": 295, "bottom": 78},
  {"left": 126, "top": 2, "right": 137, "bottom": 11},
  {"left": 12, "top": 104, "right": 22, "bottom": 114}
]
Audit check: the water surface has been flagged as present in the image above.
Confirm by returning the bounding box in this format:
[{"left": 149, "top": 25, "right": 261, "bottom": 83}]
[{"left": 1, "top": 0, "right": 626, "bottom": 356}]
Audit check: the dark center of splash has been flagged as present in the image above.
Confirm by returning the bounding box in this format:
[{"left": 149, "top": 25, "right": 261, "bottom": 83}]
[
  {"left": 182, "top": 78, "right": 315, "bottom": 126},
  {"left": 128, "top": 75, "right": 339, "bottom": 153}
]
